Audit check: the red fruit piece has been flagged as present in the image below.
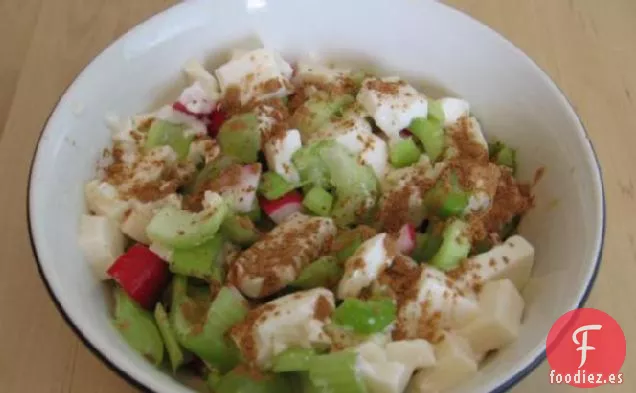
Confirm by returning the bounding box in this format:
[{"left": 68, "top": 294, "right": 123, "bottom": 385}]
[{"left": 107, "top": 244, "right": 171, "bottom": 309}]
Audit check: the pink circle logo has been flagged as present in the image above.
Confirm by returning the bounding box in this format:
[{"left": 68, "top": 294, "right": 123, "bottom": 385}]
[{"left": 546, "top": 308, "right": 626, "bottom": 387}]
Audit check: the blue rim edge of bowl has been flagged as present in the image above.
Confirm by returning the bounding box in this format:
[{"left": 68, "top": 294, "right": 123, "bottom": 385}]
[{"left": 25, "top": 2, "right": 606, "bottom": 393}]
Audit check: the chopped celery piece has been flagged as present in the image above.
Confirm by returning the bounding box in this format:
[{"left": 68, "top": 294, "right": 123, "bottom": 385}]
[
  {"left": 292, "top": 256, "right": 342, "bottom": 289},
  {"left": 430, "top": 219, "right": 471, "bottom": 271},
  {"left": 335, "top": 236, "right": 363, "bottom": 262},
  {"left": 309, "top": 351, "right": 367, "bottom": 393},
  {"left": 349, "top": 70, "right": 368, "bottom": 89},
  {"left": 207, "top": 370, "right": 222, "bottom": 391},
  {"left": 290, "top": 94, "right": 355, "bottom": 138},
  {"left": 216, "top": 368, "right": 292, "bottom": 393},
  {"left": 496, "top": 146, "right": 517, "bottom": 174},
  {"left": 221, "top": 214, "right": 260, "bottom": 246},
  {"left": 427, "top": 99, "right": 445, "bottom": 123},
  {"left": 145, "top": 119, "right": 192, "bottom": 160},
  {"left": 154, "top": 303, "right": 184, "bottom": 372},
  {"left": 333, "top": 298, "right": 396, "bottom": 334},
  {"left": 319, "top": 142, "right": 378, "bottom": 226},
  {"left": 259, "top": 171, "right": 296, "bottom": 200},
  {"left": 171, "top": 278, "right": 248, "bottom": 372},
  {"left": 113, "top": 287, "right": 164, "bottom": 366},
  {"left": 147, "top": 201, "right": 227, "bottom": 249},
  {"left": 218, "top": 113, "right": 261, "bottom": 164},
  {"left": 171, "top": 235, "right": 225, "bottom": 281},
  {"left": 412, "top": 232, "right": 443, "bottom": 262},
  {"left": 409, "top": 117, "right": 445, "bottom": 162},
  {"left": 332, "top": 227, "right": 374, "bottom": 263},
  {"left": 188, "top": 155, "right": 237, "bottom": 194},
  {"left": 272, "top": 348, "right": 317, "bottom": 372},
  {"left": 299, "top": 373, "right": 323, "bottom": 393},
  {"left": 424, "top": 172, "right": 469, "bottom": 218},
  {"left": 292, "top": 141, "right": 332, "bottom": 189},
  {"left": 389, "top": 138, "right": 421, "bottom": 168},
  {"left": 245, "top": 204, "right": 262, "bottom": 223},
  {"left": 303, "top": 186, "right": 334, "bottom": 216}
]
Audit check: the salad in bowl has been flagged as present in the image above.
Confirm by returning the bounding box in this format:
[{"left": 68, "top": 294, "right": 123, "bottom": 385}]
[{"left": 78, "top": 47, "right": 535, "bottom": 393}]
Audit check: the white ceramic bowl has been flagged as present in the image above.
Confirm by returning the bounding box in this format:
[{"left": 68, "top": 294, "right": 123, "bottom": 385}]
[{"left": 28, "top": 0, "right": 605, "bottom": 392}]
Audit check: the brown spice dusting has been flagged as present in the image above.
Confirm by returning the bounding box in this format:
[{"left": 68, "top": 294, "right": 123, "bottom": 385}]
[
  {"left": 330, "top": 226, "right": 376, "bottom": 255},
  {"left": 488, "top": 258, "right": 496, "bottom": 267},
  {"left": 448, "top": 117, "right": 489, "bottom": 163},
  {"left": 221, "top": 85, "right": 242, "bottom": 115},
  {"left": 365, "top": 79, "right": 401, "bottom": 95},
  {"left": 314, "top": 296, "right": 333, "bottom": 321},
  {"left": 503, "top": 256, "right": 510, "bottom": 264}
]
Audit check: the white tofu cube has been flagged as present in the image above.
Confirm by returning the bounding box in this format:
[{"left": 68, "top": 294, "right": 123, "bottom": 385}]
[
  {"left": 359, "top": 358, "right": 413, "bottom": 393},
  {"left": 398, "top": 266, "right": 480, "bottom": 342},
  {"left": 176, "top": 81, "right": 217, "bottom": 115},
  {"left": 183, "top": 59, "right": 221, "bottom": 101},
  {"left": 407, "top": 332, "right": 478, "bottom": 393},
  {"left": 439, "top": 97, "right": 470, "bottom": 127},
  {"left": 337, "top": 233, "right": 398, "bottom": 299},
  {"left": 445, "top": 116, "right": 489, "bottom": 159},
  {"left": 457, "top": 279, "right": 525, "bottom": 356},
  {"left": 263, "top": 128, "right": 302, "bottom": 183},
  {"left": 149, "top": 242, "right": 173, "bottom": 263},
  {"left": 357, "top": 341, "right": 387, "bottom": 363},
  {"left": 231, "top": 213, "right": 336, "bottom": 298},
  {"left": 357, "top": 77, "right": 428, "bottom": 140},
  {"left": 217, "top": 163, "right": 262, "bottom": 213},
  {"left": 453, "top": 235, "right": 535, "bottom": 294},
  {"left": 84, "top": 180, "right": 130, "bottom": 223},
  {"left": 231, "top": 288, "right": 334, "bottom": 368},
  {"left": 120, "top": 194, "right": 182, "bottom": 245},
  {"left": 215, "top": 48, "right": 293, "bottom": 104},
  {"left": 78, "top": 214, "right": 126, "bottom": 280},
  {"left": 386, "top": 339, "right": 436, "bottom": 370},
  {"left": 310, "top": 112, "right": 387, "bottom": 178}
]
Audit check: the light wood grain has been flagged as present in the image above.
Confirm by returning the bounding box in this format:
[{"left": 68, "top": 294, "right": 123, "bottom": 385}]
[{"left": 0, "top": 0, "right": 633, "bottom": 392}]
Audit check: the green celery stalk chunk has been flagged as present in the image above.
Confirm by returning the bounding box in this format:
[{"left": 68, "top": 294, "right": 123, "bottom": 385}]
[
  {"left": 331, "top": 228, "right": 366, "bottom": 263},
  {"left": 416, "top": 231, "right": 444, "bottom": 262},
  {"left": 290, "top": 94, "right": 355, "bottom": 138},
  {"left": 303, "top": 186, "right": 334, "bottom": 216},
  {"left": 187, "top": 155, "right": 238, "bottom": 194},
  {"left": 333, "top": 298, "right": 396, "bottom": 335},
  {"left": 427, "top": 99, "right": 446, "bottom": 123},
  {"left": 272, "top": 348, "right": 317, "bottom": 372},
  {"left": 292, "top": 256, "right": 343, "bottom": 289},
  {"left": 299, "top": 372, "right": 324, "bottom": 393},
  {"left": 215, "top": 368, "right": 292, "bottom": 393},
  {"left": 292, "top": 141, "right": 333, "bottom": 190},
  {"left": 319, "top": 142, "right": 378, "bottom": 226},
  {"left": 170, "top": 277, "right": 248, "bottom": 372},
  {"left": 218, "top": 113, "right": 261, "bottom": 164},
  {"left": 409, "top": 117, "right": 445, "bottom": 162},
  {"left": 424, "top": 171, "right": 469, "bottom": 218},
  {"left": 389, "top": 138, "right": 421, "bottom": 168},
  {"left": 145, "top": 119, "right": 193, "bottom": 160},
  {"left": 309, "top": 351, "right": 367, "bottom": 393},
  {"left": 259, "top": 171, "right": 296, "bottom": 200},
  {"left": 220, "top": 214, "right": 260, "bottom": 246},
  {"left": 430, "top": 219, "right": 472, "bottom": 271},
  {"left": 113, "top": 287, "right": 164, "bottom": 366},
  {"left": 146, "top": 200, "right": 228, "bottom": 249},
  {"left": 496, "top": 146, "right": 517, "bottom": 174},
  {"left": 171, "top": 235, "right": 225, "bottom": 281},
  {"left": 154, "top": 303, "right": 185, "bottom": 372}
]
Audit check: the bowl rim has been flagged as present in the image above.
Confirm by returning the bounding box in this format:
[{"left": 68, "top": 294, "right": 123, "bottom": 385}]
[{"left": 26, "top": 1, "right": 606, "bottom": 392}]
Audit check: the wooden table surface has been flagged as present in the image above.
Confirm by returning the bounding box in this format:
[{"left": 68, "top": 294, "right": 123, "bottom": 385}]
[{"left": 1, "top": 0, "right": 634, "bottom": 392}]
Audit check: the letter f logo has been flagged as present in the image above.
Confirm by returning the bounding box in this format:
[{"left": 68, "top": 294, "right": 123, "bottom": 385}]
[{"left": 572, "top": 324, "right": 603, "bottom": 369}]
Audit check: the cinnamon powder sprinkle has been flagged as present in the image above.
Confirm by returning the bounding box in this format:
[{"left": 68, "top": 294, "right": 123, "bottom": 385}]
[{"left": 314, "top": 296, "right": 333, "bottom": 322}]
